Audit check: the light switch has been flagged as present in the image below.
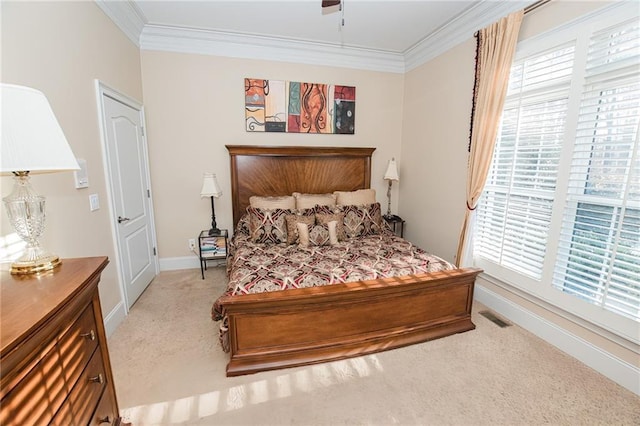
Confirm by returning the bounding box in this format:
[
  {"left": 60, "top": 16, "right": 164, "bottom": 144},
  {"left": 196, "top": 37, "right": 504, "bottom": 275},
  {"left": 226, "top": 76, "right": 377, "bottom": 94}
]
[{"left": 89, "top": 194, "right": 100, "bottom": 211}]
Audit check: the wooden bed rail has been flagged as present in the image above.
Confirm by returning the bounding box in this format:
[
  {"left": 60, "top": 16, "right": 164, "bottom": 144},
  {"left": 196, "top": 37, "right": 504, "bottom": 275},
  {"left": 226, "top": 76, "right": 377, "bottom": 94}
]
[{"left": 219, "top": 268, "right": 481, "bottom": 376}]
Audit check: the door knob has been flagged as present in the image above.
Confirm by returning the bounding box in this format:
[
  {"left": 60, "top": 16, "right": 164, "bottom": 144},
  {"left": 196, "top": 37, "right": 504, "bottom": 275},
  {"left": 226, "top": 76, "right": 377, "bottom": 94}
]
[{"left": 118, "top": 216, "right": 130, "bottom": 223}]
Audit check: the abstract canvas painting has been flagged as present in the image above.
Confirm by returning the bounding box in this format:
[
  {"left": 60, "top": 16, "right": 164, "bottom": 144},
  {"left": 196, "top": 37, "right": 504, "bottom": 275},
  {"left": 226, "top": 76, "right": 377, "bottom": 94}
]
[{"left": 245, "top": 78, "right": 355, "bottom": 134}]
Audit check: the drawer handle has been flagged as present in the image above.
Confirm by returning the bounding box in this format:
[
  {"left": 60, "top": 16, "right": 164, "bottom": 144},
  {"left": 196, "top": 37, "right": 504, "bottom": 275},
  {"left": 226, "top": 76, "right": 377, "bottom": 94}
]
[
  {"left": 89, "top": 373, "right": 104, "bottom": 384},
  {"left": 81, "top": 330, "right": 96, "bottom": 341},
  {"left": 97, "top": 416, "right": 112, "bottom": 424}
]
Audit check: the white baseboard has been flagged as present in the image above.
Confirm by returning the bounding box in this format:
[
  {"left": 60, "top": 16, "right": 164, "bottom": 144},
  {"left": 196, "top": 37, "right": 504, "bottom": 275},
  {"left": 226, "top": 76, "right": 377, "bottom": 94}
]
[
  {"left": 159, "top": 255, "right": 200, "bottom": 271},
  {"left": 103, "top": 300, "right": 126, "bottom": 338},
  {"left": 159, "top": 255, "right": 226, "bottom": 271},
  {"left": 475, "top": 284, "right": 640, "bottom": 396}
]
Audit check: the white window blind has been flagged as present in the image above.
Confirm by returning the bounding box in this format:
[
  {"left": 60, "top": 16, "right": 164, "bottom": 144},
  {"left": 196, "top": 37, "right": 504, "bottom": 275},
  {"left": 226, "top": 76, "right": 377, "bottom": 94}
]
[
  {"left": 553, "top": 18, "right": 640, "bottom": 322},
  {"left": 475, "top": 44, "right": 575, "bottom": 279},
  {"left": 474, "top": 4, "right": 640, "bottom": 340}
]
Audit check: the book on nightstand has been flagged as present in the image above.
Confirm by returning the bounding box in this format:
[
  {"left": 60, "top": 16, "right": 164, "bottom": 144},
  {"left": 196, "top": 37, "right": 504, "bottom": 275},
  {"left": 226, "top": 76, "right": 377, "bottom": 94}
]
[{"left": 201, "top": 236, "right": 226, "bottom": 257}]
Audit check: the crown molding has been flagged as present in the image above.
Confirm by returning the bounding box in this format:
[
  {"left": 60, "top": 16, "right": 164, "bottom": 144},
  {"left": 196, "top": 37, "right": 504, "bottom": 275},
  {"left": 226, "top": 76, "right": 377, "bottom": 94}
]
[
  {"left": 140, "top": 25, "right": 406, "bottom": 73},
  {"left": 95, "top": 0, "right": 146, "bottom": 47},
  {"left": 96, "top": 0, "right": 534, "bottom": 73},
  {"left": 404, "top": 0, "right": 532, "bottom": 72}
]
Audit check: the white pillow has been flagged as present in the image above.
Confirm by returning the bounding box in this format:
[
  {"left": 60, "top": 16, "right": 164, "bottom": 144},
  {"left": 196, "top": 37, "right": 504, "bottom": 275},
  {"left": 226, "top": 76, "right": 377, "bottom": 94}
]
[
  {"left": 296, "top": 222, "right": 311, "bottom": 247},
  {"left": 333, "top": 189, "right": 376, "bottom": 206},
  {"left": 249, "top": 195, "right": 295, "bottom": 210},
  {"left": 292, "top": 192, "right": 337, "bottom": 210},
  {"left": 327, "top": 220, "right": 339, "bottom": 245}
]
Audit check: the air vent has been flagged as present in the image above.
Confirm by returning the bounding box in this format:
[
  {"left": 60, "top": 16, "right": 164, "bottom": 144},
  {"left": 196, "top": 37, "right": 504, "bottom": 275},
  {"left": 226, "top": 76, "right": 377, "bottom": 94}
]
[{"left": 479, "top": 310, "right": 512, "bottom": 328}]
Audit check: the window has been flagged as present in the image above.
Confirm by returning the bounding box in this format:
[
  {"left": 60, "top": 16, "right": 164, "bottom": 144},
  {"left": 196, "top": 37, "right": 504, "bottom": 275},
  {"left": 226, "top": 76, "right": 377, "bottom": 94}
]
[
  {"left": 554, "top": 19, "right": 640, "bottom": 322},
  {"left": 474, "top": 3, "right": 639, "bottom": 342},
  {"left": 476, "top": 43, "right": 575, "bottom": 279}
]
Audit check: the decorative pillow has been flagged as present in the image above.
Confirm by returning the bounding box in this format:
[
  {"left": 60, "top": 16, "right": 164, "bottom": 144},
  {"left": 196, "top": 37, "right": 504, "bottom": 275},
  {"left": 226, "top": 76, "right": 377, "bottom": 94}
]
[
  {"left": 313, "top": 204, "right": 342, "bottom": 215},
  {"left": 341, "top": 202, "right": 383, "bottom": 238},
  {"left": 334, "top": 188, "right": 376, "bottom": 206},
  {"left": 327, "top": 220, "right": 339, "bottom": 245},
  {"left": 297, "top": 222, "right": 338, "bottom": 247},
  {"left": 296, "top": 222, "right": 311, "bottom": 248},
  {"left": 309, "top": 224, "right": 331, "bottom": 246},
  {"left": 249, "top": 195, "right": 295, "bottom": 210},
  {"left": 236, "top": 213, "right": 251, "bottom": 236},
  {"left": 315, "top": 211, "right": 346, "bottom": 241},
  {"left": 285, "top": 214, "right": 315, "bottom": 245},
  {"left": 292, "top": 192, "right": 337, "bottom": 210},
  {"left": 248, "top": 207, "right": 290, "bottom": 244}
]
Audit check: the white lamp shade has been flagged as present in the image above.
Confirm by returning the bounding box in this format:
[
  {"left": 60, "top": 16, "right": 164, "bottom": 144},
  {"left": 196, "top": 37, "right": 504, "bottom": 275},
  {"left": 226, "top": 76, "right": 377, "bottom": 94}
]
[
  {"left": 200, "top": 172, "right": 222, "bottom": 198},
  {"left": 1, "top": 84, "right": 80, "bottom": 174},
  {"left": 384, "top": 158, "right": 399, "bottom": 181}
]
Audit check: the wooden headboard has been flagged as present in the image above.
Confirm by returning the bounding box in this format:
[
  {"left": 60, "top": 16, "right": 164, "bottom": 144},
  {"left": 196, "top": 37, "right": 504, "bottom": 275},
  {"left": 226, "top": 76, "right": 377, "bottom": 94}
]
[{"left": 226, "top": 145, "right": 376, "bottom": 226}]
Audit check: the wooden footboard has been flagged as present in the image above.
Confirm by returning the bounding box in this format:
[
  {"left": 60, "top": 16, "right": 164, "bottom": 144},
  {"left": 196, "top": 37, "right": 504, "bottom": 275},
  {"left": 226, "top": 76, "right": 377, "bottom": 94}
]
[{"left": 218, "top": 267, "right": 481, "bottom": 376}]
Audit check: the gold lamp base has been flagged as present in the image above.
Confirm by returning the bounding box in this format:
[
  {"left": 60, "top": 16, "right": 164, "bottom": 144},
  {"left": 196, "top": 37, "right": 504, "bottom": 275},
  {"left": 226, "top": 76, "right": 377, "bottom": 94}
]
[{"left": 10, "top": 255, "right": 61, "bottom": 275}]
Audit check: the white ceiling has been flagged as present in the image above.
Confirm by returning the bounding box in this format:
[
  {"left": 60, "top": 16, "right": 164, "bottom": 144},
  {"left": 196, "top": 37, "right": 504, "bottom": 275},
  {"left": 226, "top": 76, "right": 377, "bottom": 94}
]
[
  {"left": 97, "top": 0, "right": 535, "bottom": 72},
  {"left": 134, "top": 0, "right": 476, "bottom": 53}
]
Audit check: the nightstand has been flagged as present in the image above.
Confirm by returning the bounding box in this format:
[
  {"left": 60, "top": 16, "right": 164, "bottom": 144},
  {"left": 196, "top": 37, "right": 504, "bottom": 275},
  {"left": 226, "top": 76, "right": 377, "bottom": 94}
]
[
  {"left": 199, "top": 229, "right": 228, "bottom": 279},
  {"left": 383, "top": 215, "right": 405, "bottom": 238}
]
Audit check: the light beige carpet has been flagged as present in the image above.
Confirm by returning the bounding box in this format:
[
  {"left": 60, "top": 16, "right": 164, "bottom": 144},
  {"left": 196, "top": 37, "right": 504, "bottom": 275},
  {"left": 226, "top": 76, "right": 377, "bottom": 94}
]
[{"left": 108, "top": 266, "right": 640, "bottom": 425}]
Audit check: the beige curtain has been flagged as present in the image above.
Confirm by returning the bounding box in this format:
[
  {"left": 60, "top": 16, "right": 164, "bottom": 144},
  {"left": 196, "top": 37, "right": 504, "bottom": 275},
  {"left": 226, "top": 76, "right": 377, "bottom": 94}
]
[{"left": 455, "top": 11, "right": 524, "bottom": 267}]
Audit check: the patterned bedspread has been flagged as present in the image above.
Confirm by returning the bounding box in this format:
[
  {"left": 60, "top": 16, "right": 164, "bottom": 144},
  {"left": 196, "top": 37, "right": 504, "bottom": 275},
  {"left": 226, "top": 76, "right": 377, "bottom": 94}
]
[
  {"left": 211, "top": 219, "right": 454, "bottom": 351},
  {"left": 225, "top": 230, "right": 453, "bottom": 296}
]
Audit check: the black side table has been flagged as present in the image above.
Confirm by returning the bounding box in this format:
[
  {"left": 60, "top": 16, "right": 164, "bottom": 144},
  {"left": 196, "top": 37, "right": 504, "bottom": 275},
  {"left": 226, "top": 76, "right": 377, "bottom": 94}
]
[
  {"left": 199, "top": 229, "right": 228, "bottom": 279},
  {"left": 383, "top": 215, "right": 405, "bottom": 238}
]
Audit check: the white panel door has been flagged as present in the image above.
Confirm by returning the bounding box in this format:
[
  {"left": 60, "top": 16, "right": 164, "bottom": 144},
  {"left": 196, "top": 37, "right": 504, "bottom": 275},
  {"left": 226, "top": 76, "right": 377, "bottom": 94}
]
[{"left": 102, "top": 93, "right": 156, "bottom": 309}]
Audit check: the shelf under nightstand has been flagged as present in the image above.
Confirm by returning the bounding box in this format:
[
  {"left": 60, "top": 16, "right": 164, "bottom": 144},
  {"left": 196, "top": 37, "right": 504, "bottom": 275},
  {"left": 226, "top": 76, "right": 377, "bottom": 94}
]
[{"left": 199, "top": 229, "right": 228, "bottom": 279}]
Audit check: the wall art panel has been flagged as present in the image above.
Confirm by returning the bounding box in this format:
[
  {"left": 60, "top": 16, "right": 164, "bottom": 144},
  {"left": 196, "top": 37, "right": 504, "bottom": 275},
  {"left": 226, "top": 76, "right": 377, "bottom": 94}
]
[{"left": 245, "top": 78, "right": 355, "bottom": 134}]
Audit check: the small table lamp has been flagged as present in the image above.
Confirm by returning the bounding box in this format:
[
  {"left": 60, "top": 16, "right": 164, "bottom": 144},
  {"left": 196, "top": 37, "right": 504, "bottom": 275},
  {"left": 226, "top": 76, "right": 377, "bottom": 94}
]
[
  {"left": 1, "top": 84, "right": 80, "bottom": 274},
  {"left": 200, "top": 172, "right": 222, "bottom": 235},
  {"left": 383, "top": 158, "right": 399, "bottom": 218}
]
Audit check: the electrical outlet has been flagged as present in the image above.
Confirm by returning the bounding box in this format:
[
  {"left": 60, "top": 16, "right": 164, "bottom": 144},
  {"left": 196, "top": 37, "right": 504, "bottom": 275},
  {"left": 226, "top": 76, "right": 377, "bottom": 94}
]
[{"left": 188, "top": 239, "right": 197, "bottom": 251}]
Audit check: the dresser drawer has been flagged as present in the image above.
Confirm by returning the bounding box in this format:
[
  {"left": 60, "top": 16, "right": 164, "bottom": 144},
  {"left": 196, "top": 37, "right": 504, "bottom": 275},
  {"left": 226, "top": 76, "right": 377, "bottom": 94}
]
[
  {"left": 0, "top": 340, "right": 66, "bottom": 425},
  {"left": 91, "top": 385, "right": 119, "bottom": 426},
  {"left": 0, "top": 304, "right": 99, "bottom": 426},
  {"left": 51, "top": 349, "right": 107, "bottom": 425},
  {"left": 59, "top": 303, "right": 100, "bottom": 383}
]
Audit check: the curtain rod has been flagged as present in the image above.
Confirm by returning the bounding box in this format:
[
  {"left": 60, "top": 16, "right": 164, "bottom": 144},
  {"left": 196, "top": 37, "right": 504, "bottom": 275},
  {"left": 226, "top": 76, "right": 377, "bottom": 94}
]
[
  {"left": 473, "top": 0, "right": 551, "bottom": 37},
  {"left": 525, "top": 0, "right": 551, "bottom": 14}
]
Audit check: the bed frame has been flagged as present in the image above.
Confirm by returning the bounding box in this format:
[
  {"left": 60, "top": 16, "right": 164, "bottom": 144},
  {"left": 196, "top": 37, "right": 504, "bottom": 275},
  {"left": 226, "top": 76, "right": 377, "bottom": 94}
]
[{"left": 218, "top": 145, "right": 481, "bottom": 376}]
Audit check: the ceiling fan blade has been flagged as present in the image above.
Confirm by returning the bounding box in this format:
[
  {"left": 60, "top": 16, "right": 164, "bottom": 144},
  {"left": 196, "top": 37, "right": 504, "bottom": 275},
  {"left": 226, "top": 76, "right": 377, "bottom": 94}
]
[{"left": 322, "top": 0, "right": 341, "bottom": 8}]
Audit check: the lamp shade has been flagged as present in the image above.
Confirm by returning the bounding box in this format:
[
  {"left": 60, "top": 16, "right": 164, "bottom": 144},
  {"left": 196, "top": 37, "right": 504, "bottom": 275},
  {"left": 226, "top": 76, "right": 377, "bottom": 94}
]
[
  {"left": 1, "top": 84, "right": 79, "bottom": 174},
  {"left": 200, "top": 172, "right": 222, "bottom": 198},
  {"left": 384, "top": 158, "right": 399, "bottom": 181}
]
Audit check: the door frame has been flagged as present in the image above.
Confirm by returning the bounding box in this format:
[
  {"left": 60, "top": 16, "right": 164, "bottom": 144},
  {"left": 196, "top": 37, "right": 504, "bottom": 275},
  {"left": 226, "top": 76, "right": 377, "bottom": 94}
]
[{"left": 95, "top": 80, "right": 159, "bottom": 314}]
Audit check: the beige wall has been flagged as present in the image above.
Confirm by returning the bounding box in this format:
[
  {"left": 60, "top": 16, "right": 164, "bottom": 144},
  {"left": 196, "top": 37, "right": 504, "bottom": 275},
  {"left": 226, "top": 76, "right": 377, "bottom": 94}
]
[
  {"left": 1, "top": 1, "right": 143, "bottom": 315},
  {"left": 401, "top": 0, "right": 636, "bottom": 367},
  {"left": 140, "top": 51, "right": 404, "bottom": 257},
  {"left": 400, "top": 38, "right": 475, "bottom": 263}
]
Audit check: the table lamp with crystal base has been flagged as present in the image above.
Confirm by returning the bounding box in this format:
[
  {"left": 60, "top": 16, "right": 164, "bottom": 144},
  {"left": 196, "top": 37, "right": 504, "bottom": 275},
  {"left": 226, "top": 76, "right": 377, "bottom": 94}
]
[{"left": 1, "top": 84, "right": 80, "bottom": 274}]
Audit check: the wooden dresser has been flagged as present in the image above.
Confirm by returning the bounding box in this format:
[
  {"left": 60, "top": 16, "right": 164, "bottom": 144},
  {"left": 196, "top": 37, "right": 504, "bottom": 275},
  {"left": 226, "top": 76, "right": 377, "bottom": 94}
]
[{"left": 0, "top": 257, "right": 121, "bottom": 425}]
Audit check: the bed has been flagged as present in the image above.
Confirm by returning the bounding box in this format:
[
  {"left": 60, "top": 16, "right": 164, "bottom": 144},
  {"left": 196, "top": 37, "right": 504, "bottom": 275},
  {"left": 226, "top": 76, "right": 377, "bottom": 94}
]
[{"left": 213, "top": 145, "right": 481, "bottom": 376}]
